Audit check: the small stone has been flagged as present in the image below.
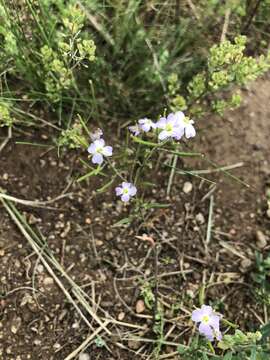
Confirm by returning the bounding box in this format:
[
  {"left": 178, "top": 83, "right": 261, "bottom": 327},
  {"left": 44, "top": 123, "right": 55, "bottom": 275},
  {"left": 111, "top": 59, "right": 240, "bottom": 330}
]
[
  {"left": 43, "top": 277, "right": 54, "bottom": 287},
  {"left": 195, "top": 213, "right": 205, "bottom": 224},
  {"left": 85, "top": 218, "right": 91, "bottom": 224},
  {"left": 240, "top": 258, "right": 252, "bottom": 271},
  {"left": 36, "top": 264, "right": 44, "bottom": 273},
  {"left": 3, "top": 173, "right": 8, "bottom": 180},
  {"left": 135, "top": 300, "right": 145, "bottom": 314},
  {"left": 183, "top": 182, "right": 193, "bottom": 194},
  {"left": 11, "top": 317, "right": 22, "bottom": 334},
  {"left": 128, "top": 340, "right": 140, "bottom": 350},
  {"left": 256, "top": 230, "right": 267, "bottom": 249},
  {"left": 118, "top": 312, "right": 125, "bottom": 321},
  {"left": 79, "top": 353, "right": 90, "bottom": 360},
  {"left": 267, "top": 209, "right": 270, "bottom": 219},
  {"left": 34, "top": 339, "right": 42, "bottom": 346},
  {"left": 95, "top": 240, "right": 104, "bottom": 247},
  {"left": 0, "top": 249, "right": 5, "bottom": 257}
]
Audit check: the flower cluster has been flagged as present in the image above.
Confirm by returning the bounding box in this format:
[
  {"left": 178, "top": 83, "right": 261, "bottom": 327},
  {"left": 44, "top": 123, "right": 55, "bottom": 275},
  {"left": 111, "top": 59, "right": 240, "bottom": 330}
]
[
  {"left": 87, "top": 130, "right": 137, "bottom": 203},
  {"left": 192, "top": 305, "right": 222, "bottom": 342},
  {"left": 87, "top": 111, "right": 196, "bottom": 203},
  {"left": 129, "top": 111, "right": 196, "bottom": 141}
]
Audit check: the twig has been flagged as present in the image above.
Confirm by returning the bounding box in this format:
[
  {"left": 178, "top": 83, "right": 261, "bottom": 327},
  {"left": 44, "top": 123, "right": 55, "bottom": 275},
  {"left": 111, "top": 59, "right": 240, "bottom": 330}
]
[
  {"left": 1, "top": 198, "right": 95, "bottom": 330},
  {"left": 152, "top": 243, "right": 159, "bottom": 328},
  {"left": 206, "top": 195, "right": 214, "bottom": 245},
  {"left": 64, "top": 320, "right": 110, "bottom": 360},
  {"left": 1, "top": 198, "right": 112, "bottom": 335},
  {"left": 176, "top": 162, "right": 244, "bottom": 175},
  {"left": 166, "top": 155, "right": 178, "bottom": 196},
  {"left": 186, "top": 0, "right": 200, "bottom": 20},
  {"left": 0, "top": 126, "right": 12, "bottom": 153},
  {"left": 220, "top": 7, "right": 231, "bottom": 43},
  {"left": 0, "top": 190, "right": 73, "bottom": 209},
  {"left": 77, "top": 1, "right": 114, "bottom": 46},
  {"left": 243, "top": 0, "right": 263, "bottom": 33}
]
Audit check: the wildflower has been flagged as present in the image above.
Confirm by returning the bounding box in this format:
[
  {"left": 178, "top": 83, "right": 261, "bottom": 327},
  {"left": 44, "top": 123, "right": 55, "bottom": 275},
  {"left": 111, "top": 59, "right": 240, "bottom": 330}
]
[
  {"left": 90, "top": 128, "right": 103, "bottom": 141},
  {"left": 156, "top": 112, "right": 185, "bottom": 140},
  {"left": 128, "top": 124, "right": 141, "bottom": 136},
  {"left": 191, "top": 305, "right": 222, "bottom": 341},
  {"left": 115, "top": 182, "right": 137, "bottom": 202},
  {"left": 87, "top": 139, "right": 112, "bottom": 165},
  {"left": 182, "top": 117, "right": 196, "bottom": 139},
  {"left": 138, "top": 118, "right": 156, "bottom": 132}
]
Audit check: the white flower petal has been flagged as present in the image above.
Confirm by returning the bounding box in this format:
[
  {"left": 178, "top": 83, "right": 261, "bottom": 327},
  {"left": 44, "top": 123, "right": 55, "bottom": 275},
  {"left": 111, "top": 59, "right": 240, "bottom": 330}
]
[
  {"left": 92, "top": 153, "right": 103, "bottom": 164},
  {"left": 102, "top": 146, "right": 113, "bottom": 156},
  {"left": 158, "top": 130, "right": 170, "bottom": 140}
]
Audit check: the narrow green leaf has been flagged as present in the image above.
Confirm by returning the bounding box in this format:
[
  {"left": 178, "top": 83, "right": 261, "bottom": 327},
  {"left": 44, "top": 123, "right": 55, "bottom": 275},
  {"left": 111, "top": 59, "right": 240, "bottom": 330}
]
[
  {"left": 143, "top": 202, "right": 171, "bottom": 209},
  {"left": 97, "top": 178, "right": 115, "bottom": 193},
  {"left": 112, "top": 217, "right": 131, "bottom": 227},
  {"left": 77, "top": 165, "right": 104, "bottom": 182},
  {"left": 131, "top": 136, "right": 160, "bottom": 147},
  {"left": 163, "top": 149, "right": 203, "bottom": 157}
]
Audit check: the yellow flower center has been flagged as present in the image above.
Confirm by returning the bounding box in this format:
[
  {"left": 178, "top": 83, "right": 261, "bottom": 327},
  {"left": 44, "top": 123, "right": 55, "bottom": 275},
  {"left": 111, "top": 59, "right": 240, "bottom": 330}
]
[
  {"left": 202, "top": 315, "right": 210, "bottom": 324},
  {"left": 123, "top": 188, "right": 129, "bottom": 194},
  {"left": 165, "top": 123, "right": 173, "bottom": 132},
  {"left": 183, "top": 116, "right": 189, "bottom": 124}
]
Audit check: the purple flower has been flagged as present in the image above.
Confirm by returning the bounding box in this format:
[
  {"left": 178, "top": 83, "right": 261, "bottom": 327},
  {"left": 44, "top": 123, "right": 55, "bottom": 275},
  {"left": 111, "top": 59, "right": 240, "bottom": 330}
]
[
  {"left": 191, "top": 305, "right": 222, "bottom": 342},
  {"left": 129, "top": 124, "right": 141, "bottom": 136},
  {"left": 138, "top": 118, "right": 156, "bottom": 132},
  {"left": 87, "top": 139, "right": 113, "bottom": 165},
  {"left": 115, "top": 182, "right": 137, "bottom": 202},
  {"left": 90, "top": 128, "right": 103, "bottom": 141},
  {"left": 156, "top": 111, "right": 185, "bottom": 140}
]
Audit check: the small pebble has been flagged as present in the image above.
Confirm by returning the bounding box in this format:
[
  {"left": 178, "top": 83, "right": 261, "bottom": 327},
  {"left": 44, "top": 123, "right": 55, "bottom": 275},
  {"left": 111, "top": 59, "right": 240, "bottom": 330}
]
[
  {"left": 240, "top": 258, "right": 252, "bottom": 271},
  {"left": 136, "top": 300, "right": 145, "bottom": 314},
  {"left": 79, "top": 353, "right": 90, "bottom": 360},
  {"left": 183, "top": 182, "right": 193, "bottom": 194},
  {"left": 118, "top": 312, "right": 125, "bottom": 321},
  {"left": 43, "top": 277, "right": 54, "bottom": 287},
  {"left": 128, "top": 340, "right": 140, "bottom": 350},
  {"left": 195, "top": 213, "right": 205, "bottom": 224},
  {"left": 256, "top": 230, "right": 267, "bottom": 249}
]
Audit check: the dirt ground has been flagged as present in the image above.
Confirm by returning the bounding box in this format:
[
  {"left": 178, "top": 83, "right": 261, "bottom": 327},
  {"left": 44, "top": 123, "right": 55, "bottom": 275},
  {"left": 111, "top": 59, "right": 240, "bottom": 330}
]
[{"left": 0, "top": 74, "right": 270, "bottom": 359}]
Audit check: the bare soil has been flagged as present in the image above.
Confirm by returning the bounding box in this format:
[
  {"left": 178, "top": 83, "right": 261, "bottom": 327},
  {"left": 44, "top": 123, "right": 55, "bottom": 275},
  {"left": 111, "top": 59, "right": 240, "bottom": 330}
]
[{"left": 0, "top": 75, "right": 270, "bottom": 360}]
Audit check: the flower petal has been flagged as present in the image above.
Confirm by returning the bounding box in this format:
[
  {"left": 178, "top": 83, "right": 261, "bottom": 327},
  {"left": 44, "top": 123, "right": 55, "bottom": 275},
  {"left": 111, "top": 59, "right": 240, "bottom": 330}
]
[
  {"left": 102, "top": 146, "right": 113, "bottom": 156},
  {"left": 209, "top": 314, "right": 220, "bottom": 331},
  {"left": 92, "top": 153, "right": 103, "bottom": 164},
  {"left": 129, "top": 185, "right": 137, "bottom": 196},
  {"left": 87, "top": 143, "right": 96, "bottom": 154},
  {"left": 174, "top": 111, "right": 185, "bottom": 123},
  {"left": 115, "top": 187, "right": 123, "bottom": 196},
  {"left": 121, "top": 193, "right": 130, "bottom": 202},
  {"left": 158, "top": 130, "right": 170, "bottom": 140},
  {"left": 172, "top": 126, "right": 184, "bottom": 140},
  {"left": 191, "top": 309, "right": 204, "bottom": 322},
  {"left": 199, "top": 323, "right": 214, "bottom": 341},
  {"left": 185, "top": 124, "right": 196, "bottom": 138},
  {"left": 140, "top": 123, "right": 151, "bottom": 132},
  {"left": 156, "top": 117, "right": 167, "bottom": 129},
  {"left": 201, "top": 305, "right": 213, "bottom": 316}
]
